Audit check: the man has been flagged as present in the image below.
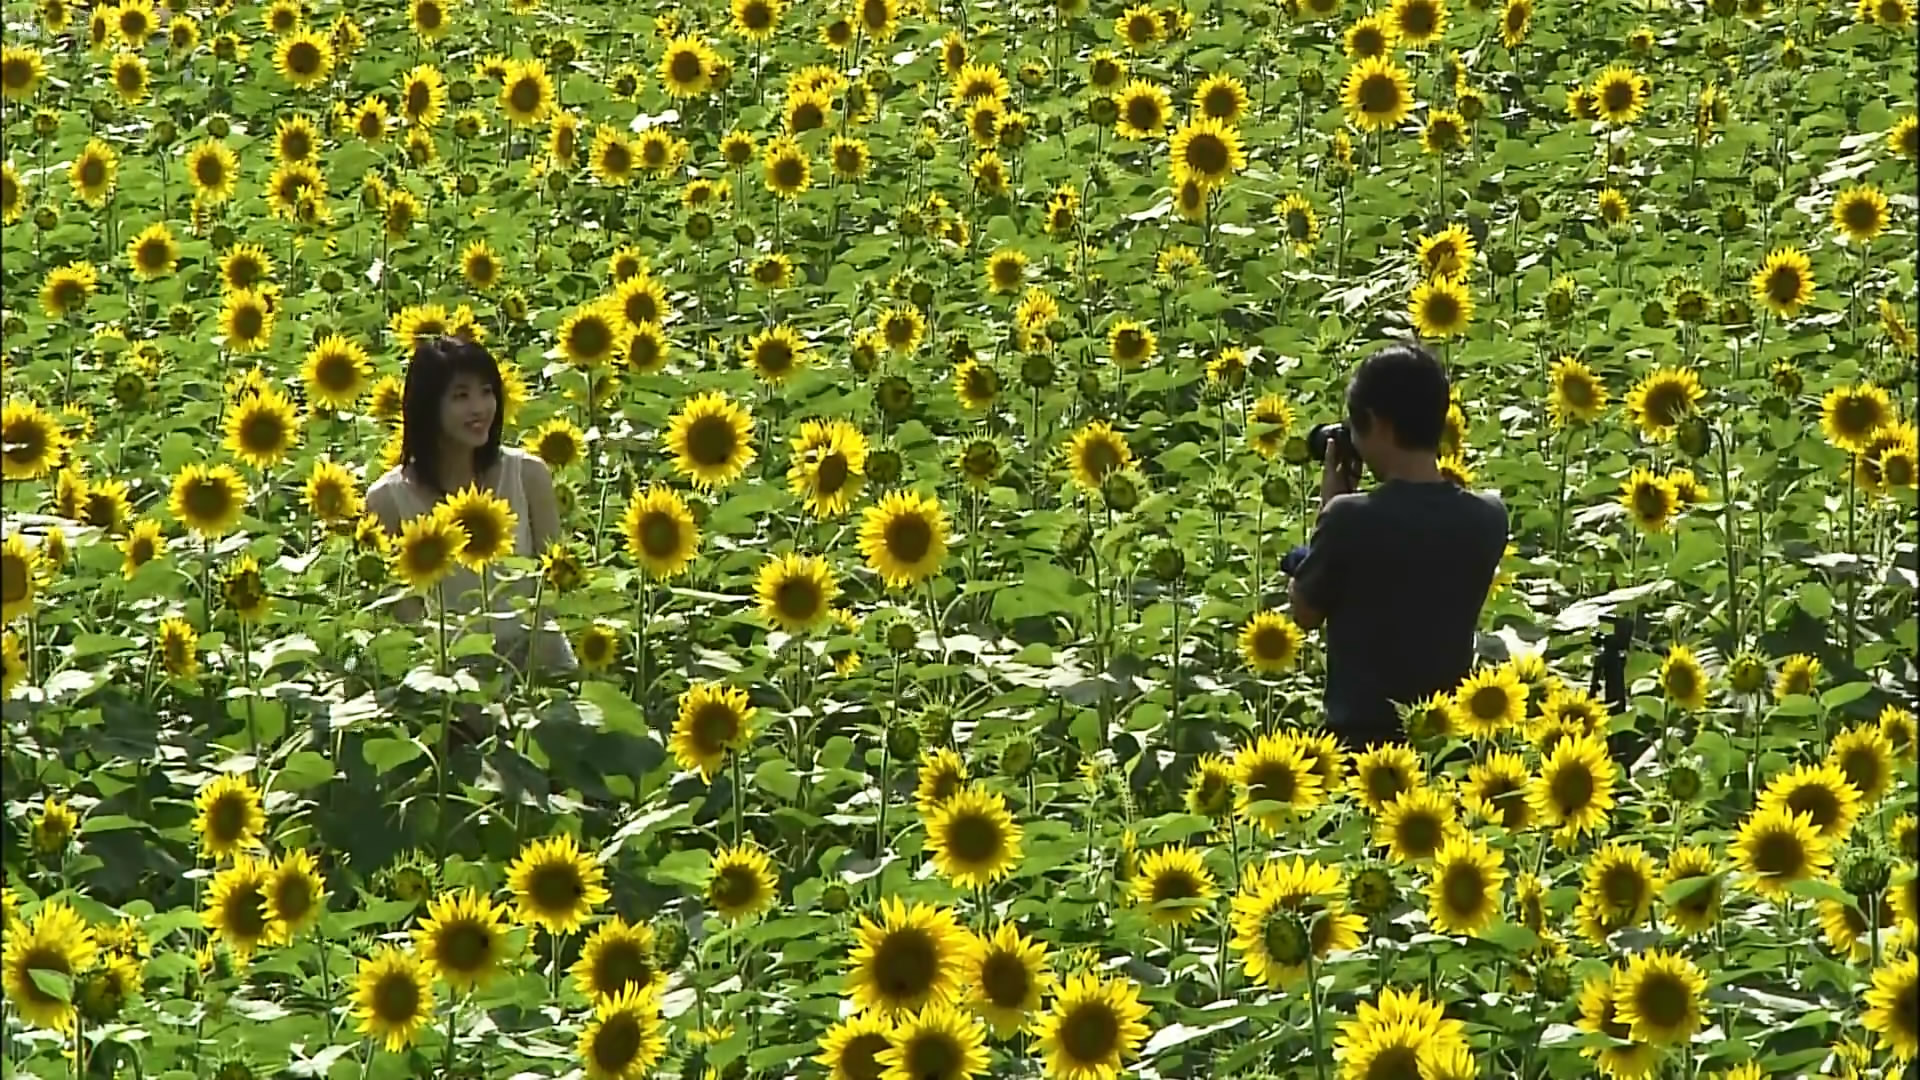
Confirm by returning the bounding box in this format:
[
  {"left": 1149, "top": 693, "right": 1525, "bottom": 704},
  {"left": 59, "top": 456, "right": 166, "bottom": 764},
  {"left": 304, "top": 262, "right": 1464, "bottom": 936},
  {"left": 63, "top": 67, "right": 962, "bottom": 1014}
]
[{"left": 1288, "top": 343, "right": 1509, "bottom": 747}]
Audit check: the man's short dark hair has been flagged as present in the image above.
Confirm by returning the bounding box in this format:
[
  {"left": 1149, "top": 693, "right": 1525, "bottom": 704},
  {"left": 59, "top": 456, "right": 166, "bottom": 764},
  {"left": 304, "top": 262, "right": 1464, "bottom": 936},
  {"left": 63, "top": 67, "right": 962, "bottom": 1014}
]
[{"left": 1345, "top": 342, "right": 1451, "bottom": 450}]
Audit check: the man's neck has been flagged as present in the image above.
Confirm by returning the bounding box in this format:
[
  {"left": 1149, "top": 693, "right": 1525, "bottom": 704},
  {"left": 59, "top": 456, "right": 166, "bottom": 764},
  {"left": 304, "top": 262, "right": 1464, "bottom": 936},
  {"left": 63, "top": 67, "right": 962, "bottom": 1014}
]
[{"left": 1373, "top": 451, "right": 1443, "bottom": 484}]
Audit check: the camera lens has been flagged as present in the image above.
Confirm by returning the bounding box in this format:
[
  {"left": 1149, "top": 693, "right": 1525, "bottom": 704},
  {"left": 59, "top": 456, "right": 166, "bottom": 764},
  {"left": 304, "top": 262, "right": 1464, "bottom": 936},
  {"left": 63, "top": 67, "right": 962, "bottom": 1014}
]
[{"left": 1307, "top": 422, "right": 1346, "bottom": 463}]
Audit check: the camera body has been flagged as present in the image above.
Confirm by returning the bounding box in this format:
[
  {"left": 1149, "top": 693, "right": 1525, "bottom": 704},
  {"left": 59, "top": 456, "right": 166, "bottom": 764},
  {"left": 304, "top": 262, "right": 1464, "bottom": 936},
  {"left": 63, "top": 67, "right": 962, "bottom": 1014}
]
[{"left": 1307, "top": 421, "right": 1357, "bottom": 467}]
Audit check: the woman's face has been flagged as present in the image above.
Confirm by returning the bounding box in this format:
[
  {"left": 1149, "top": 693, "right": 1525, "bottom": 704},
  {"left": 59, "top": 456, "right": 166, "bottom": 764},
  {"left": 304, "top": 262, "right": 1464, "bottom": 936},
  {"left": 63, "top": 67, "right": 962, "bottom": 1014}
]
[{"left": 438, "top": 371, "right": 496, "bottom": 450}]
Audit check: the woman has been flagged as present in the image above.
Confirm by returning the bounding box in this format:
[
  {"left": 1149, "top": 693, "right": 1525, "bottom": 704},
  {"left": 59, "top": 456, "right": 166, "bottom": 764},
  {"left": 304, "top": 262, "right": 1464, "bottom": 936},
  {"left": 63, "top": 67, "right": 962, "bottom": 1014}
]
[{"left": 367, "top": 335, "right": 577, "bottom": 677}]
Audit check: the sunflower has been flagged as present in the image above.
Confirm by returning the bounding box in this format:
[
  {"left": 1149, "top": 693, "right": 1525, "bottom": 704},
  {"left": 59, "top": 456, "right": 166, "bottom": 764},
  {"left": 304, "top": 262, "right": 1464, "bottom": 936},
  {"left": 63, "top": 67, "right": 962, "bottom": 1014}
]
[
  {"left": 1423, "top": 835, "right": 1506, "bottom": 937},
  {"left": 952, "top": 922, "right": 1051, "bottom": 1040},
  {"left": 877, "top": 306, "right": 925, "bottom": 355},
  {"left": 220, "top": 288, "right": 276, "bottom": 353},
  {"left": 1228, "top": 857, "right": 1365, "bottom": 987},
  {"left": 204, "top": 856, "right": 279, "bottom": 959},
  {"left": 925, "top": 785, "right": 1024, "bottom": 890},
  {"left": 156, "top": 616, "right": 200, "bottom": 679},
  {"left": 952, "top": 360, "right": 1003, "bottom": 413},
  {"left": 1821, "top": 384, "right": 1895, "bottom": 454},
  {"left": 1863, "top": 954, "right": 1919, "bottom": 1063},
  {"left": 1656, "top": 644, "right": 1708, "bottom": 710},
  {"left": 1132, "top": 846, "right": 1216, "bottom": 927},
  {"left": 1235, "top": 732, "right": 1326, "bottom": 832},
  {"left": 499, "top": 59, "right": 554, "bottom": 124},
  {"left": 1238, "top": 610, "right": 1303, "bottom": 674},
  {"left": 659, "top": 34, "right": 717, "bottom": 97},
  {"left": 846, "top": 898, "right": 977, "bottom": 1017},
  {"left": 756, "top": 551, "right": 837, "bottom": 633},
  {"left": 350, "top": 946, "right": 435, "bottom": 1052},
  {"left": 1065, "top": 421, "right": 1132, "bottom": 492},
  {"left": 1177, "top": 74, "right": 1248, "bottom": 129},
  {"left": 666, "top": 391, "right": 756, "bottom": 490},
  {"left": 1732, "top": 807, "right": 1831, "bottom": 898},
  {"left": 789, "top": 419, "right": 868, "bottom": 518},
  {"left": 1169, "top": 115, "right": 1245, "bottom": 187},
  {"left": 2, "top": 901, "right": 97, "bottom": 1032},
  {"left": 1390, "top": 0, "right": 1447, "bottom": 43},
  {"left": 1617, "top": 468, "right": 1678, "bottom": 534},
  {"left": 69, "top": 138, "right": 117, "bottom": 205},
  {"left": 504, "top": 834, "right": 609, "bottom": 936},
  {"left": 589, "top": 128, "right": 638, "bottom": 186},
  {"left": 578, "top": 985, "right": 667, "bottom": 1080},
  {"left": 2, "top": 161, "right": 26, "bottom": 225},
  {"left": 1659, "top": 845, "right": 1722, "bottom": 937},
  {"left": 1416, "top": 225, "right": 1476, "bottom": 279},
  {"left": 414, "top": 890, "right": 508, "bottom": 991},
  {"left": 1576, "top": 974, "right": 1662, "bottom": 1080},
  {"left": 409, "top": 0, "right": 451, "bottom": 39},
  {"left": 1577, "top": 841, "right": 1658, "bottom": 942},
  {"left": 858, "top": 491, "right": 948, "bottom": 589},
  {"left": 1611, "top": 951, "right": 1708, "bottom": 1047},
  {"left": 697, "top": 843, "right": 777, "bottom": 923},
  {"left": 914, "top": 748, "right": 969, "bottom": 815},
  {"left": 1113, "top": 79, "right": 1171, "bottom": 140},
  {"left": 1759, "top": 762, "right": 1863, "bottom": 841},
  {"left": 872, "top": 1003, "right": 988, "bottom": 1080},
  {"left": 0, "top": 44, "right": 46, "bottom": 100},
  {"left": 1500, "top": 0, "right": 1532, "bottom": 45},
  {"left": 1410, "top": 275, "right": 1473, "bottom": 339},
  {"left": 1, "top": 399, "right": 65, "bottom": 480},
  {"left": 386, "top": 67, "right": 446, "bottom": 130},
  {"left": 1341, "top": 55, "right": 1413, "bottom": 132},
  {"left": 0, "top": 538, "right": 24, "bottom": 624},
  {"left": 1529, "top": 734, "right": 1615, "bottom": 838},
  {"left": 817, "top": 1012, "right": 896, "bottom": 1080},
  {"left": 121, "top": 519, "right": 166, "bottom": 578},
  {"left": 1452, "top": 665, "right": 1527, "bottom": 737},
  {"left": 274, "top": 30, "right": 334, "bottom": 89},
  {"left": 1547, "top": 356, "right": 1608, "bottom": 427},
  {"left": 169, "top": 463, "right": 248, "bottom": 537},
  {"left": 1032, "top": 972, "right": 1152, "bottom": 1080},
  {"left": 259, "top": 849, "right": 326, "bottom": 942},
  {"left": 39, "top": 261, "right": 97, "bottom": 320},
  {"left": 620, "top": 486, "right": 699, "bottom": 578},
  {"left": 1463, "top": 751, "right": 1533, "bottom": 829},
  {"left": 519, "top": 420, "right": 585, "bottom": 474},
  {"left": 1832, "top": 185, "right": 1889, "bottom": 244},
  {"left": 1591, "top": 64, "right": 1648, "bottom": 125},
  {"left": 1751, "top": 247, "right": 1816, "bottom": 319},
  {"left": 223, "top": 386, "right": 300, "bottom": 469},
  {"left": 746, "top": 324, "right": 808, "bottom": 384},
  {"left": 391, "top": 508, "right": 468, "bottom": 592},
  {"left": 1376, "top": 787, "right": 1462, "bottom": 864},
  {"left": 572, "top": 918, "right": 664, "bottom": 1002},
  {"left": 1827, "top": 725, "right": 1895, "bottom": 804},
  {"left": 1348, "top": 744, "right": 1423, "bottom": 813},
  {"left": 671, "top": 682, "right": 756, "bottom": 779}
]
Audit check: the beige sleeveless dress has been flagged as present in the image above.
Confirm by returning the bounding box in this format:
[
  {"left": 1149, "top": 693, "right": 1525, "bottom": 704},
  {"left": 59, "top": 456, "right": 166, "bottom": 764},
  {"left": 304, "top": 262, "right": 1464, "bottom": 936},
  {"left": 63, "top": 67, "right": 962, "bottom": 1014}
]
[{"left": 367, "top": 447, "right": 578, "bottom": 677}]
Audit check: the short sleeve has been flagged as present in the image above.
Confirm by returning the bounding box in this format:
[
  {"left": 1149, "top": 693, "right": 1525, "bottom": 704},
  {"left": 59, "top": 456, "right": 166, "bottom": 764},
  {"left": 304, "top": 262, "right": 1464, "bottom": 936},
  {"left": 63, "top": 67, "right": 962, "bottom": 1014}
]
[{"left": 1293, "top": 495, "right": 1359, "bottom": 616}]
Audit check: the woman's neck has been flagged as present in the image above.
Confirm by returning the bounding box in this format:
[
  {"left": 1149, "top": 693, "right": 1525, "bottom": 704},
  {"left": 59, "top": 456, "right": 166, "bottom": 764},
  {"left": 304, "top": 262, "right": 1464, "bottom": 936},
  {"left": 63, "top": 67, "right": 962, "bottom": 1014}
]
[{"left": 431, "top": 442, "right": 480, "bottom": 492}]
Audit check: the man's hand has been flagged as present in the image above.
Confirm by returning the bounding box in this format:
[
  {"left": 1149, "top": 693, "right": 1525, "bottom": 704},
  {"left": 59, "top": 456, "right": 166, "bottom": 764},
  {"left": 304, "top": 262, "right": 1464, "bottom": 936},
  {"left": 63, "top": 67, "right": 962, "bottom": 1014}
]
[{"left": 1319, "top": 438, "right": 1358, "bottom": 512}]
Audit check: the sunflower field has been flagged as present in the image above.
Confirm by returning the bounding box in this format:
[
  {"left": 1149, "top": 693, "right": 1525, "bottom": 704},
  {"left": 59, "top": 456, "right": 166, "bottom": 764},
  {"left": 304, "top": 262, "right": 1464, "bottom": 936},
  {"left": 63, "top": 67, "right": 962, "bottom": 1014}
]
[{"left": 1, "top": 0, "right": 1918, "bottom": 1073}]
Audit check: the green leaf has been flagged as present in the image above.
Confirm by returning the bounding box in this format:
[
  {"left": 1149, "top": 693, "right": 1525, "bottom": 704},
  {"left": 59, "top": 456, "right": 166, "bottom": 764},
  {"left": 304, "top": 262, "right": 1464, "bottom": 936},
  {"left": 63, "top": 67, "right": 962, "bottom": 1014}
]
[
  {"left": 28, "top": 969, "right": 73, "bottom": 1003},
  {"left": 581, "top": 680, "right": 649, "bottom": 736},
  {"left": 276, "top": 751, "right": 336, "bottom": 792},
  {"left": 754, "top": 758, "right": 802, "bottom": 801},
  {"left": 363, "top": 737, "right": 424, "bottom": 775},
  {"left": 649, "top": 849, "right": 712, "bottom": 889}
]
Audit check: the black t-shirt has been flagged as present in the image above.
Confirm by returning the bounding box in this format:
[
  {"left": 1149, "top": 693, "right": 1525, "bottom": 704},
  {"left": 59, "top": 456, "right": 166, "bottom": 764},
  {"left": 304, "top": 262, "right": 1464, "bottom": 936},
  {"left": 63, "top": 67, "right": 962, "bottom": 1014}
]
[{"left": 1292, "top": 480, "right": 1509, "bottom": 745}]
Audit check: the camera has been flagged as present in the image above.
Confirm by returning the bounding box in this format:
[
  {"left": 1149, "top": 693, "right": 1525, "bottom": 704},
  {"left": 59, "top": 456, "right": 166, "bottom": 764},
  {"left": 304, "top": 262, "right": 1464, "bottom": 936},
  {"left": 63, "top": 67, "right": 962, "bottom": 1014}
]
[{"left": 1307, "top": 421, "right": 1356, "bottom": 465}]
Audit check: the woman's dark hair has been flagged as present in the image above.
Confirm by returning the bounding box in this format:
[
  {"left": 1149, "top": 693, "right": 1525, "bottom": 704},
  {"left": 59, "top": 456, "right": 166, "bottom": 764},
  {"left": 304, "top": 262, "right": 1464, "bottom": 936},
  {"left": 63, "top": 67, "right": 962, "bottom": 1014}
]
[
  {"left": 400, "top": 335, "right": 505, "bottom": 493},
  {"left": 1345, "top": 341, "right": 1451, "bottom": 450}
]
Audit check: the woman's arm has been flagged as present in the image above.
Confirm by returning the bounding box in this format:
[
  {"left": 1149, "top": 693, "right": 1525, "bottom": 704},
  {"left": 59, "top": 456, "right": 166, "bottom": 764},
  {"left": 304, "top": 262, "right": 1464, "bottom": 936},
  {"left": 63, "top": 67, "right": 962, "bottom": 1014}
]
[{"left": 519, "top": 453, "right": 564, "bottom": 554}]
